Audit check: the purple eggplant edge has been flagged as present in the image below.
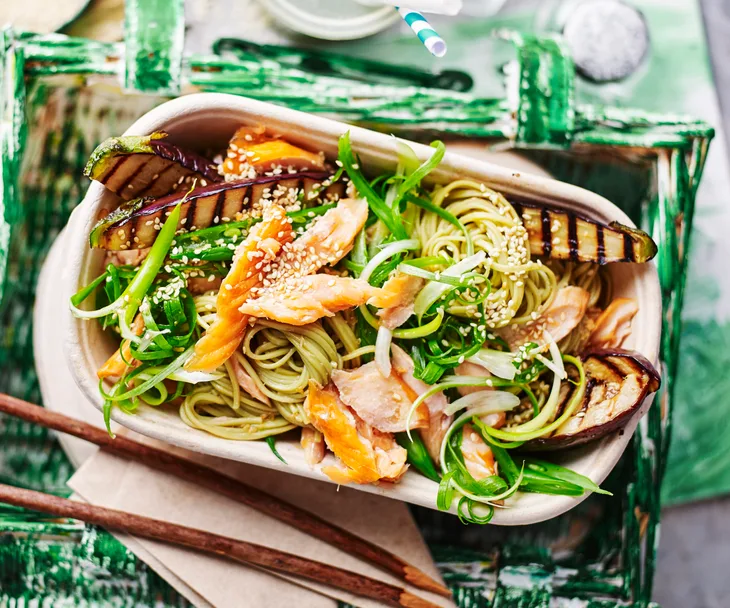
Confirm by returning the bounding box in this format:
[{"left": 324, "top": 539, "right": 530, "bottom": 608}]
[
  {"left": 150, "top": 139, "right": 222, "bottom": 183},
  {"left": 112, "top": 171, "right": 332, "bottom": 225},
  {"left": 524, "top": 349, "right": 661, "bottom": 452}
]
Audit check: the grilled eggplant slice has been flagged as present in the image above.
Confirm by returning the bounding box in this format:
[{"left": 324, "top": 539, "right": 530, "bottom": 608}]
[
  {"left": 90, "top": 171, "right": 337, "bottom": 249},
  {"left": 85, "top": 132, "right": 222, "bottom": 200},
  {"left": 513, "top": 202, "right": 657, "bottom": 264},
  {"left": 526, "top": 349, "right": 660, "bottom": 450}
]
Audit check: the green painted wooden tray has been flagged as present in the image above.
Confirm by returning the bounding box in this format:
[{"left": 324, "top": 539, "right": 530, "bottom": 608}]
[{"left": 0, "top": 1, "right": 712, "bottom": 606}]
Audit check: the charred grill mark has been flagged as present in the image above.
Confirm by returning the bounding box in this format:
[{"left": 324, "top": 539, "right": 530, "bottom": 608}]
[
  {"left": 118, "top": 158, "right": 150, "bottom": 198},
  {"left": 568, "top": 213, "right": 579, "bottom": 261},
  {"left": 541, "top": 207, "right": 552, "bottom": 257},
  {"left": 185, "top": 196, "right": 198, "bottom": 229},
  {"left": 581, "top": 378, "right": 597, "bottom": 413},
  {"left": 555, "top": 382, "right": 576, "bottom": 419},
  {"left": 100, "top": 156, "right": 127, "bottom": 185},
  {"left": 623, "top": 232, "right": 634, "bottom": 262},
  {"left": 597, "top": 225, "right": 606, "bottom": 265},
  {"left": 129, "top": 215, "right": 140, "bottom": 246},
  {"left": 213, "top": 190, "right": 225, "bottom": 223},
  {"left": 136, "top": 161, "right": 175, "bottom": 197},
  {"left": 598, "top": 356, "right": 626, "bottom": 379},
  {"left": 241, "top": 185, "right": 252, "bottom": 215}
]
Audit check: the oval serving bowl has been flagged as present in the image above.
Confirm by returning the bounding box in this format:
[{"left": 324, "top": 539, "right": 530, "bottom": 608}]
[{"left": 62, "top": 93, "right": 662, "bottom": 525}]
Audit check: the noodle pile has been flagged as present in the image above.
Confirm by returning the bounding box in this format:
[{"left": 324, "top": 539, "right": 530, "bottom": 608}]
[
  {"left": 180, "top": 178, "right": 608, "bottom": 440},
  {"left": 414, "top": 180, "right": 556, "bottom": 327},
  {"left": 181, "top": 293, "right": 359, "bottom": 439}
]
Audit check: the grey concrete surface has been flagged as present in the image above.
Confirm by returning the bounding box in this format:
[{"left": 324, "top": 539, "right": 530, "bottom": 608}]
[{"left": 653, "top": 2, "right": 730, "bottom": 607}]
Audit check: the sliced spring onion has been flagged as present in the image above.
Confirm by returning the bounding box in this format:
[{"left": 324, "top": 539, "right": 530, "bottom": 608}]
[
  {"left": 375, "top": 326, "right": 393, "bottom": 377},
  {"left": 395, "top": 138, "right": 422, "bottom": 176},
  {"left": 266, "top": 436, "right": 287, "bottom": 464},
  {"left": 403, "top": 256, "right": 450, "bottom": 269},
  {"left": 414, "top": 251, "right": 486, "bottom": 319},
  {"left": 393, "top": 310, "right": 444, "bottom": 339},
  {"left": 456, "top": 497, "right": 494, "bottom": 524},
  {"left": 444, "top": 390, "right": 521, "bottom": 417},
  {"left": 467, "top": 349, "right": 518, "bottom": 381},
  {"left": 70, "top": 270, "right": 110, "bottom": 307},
  {"left": 405, "top": 374, "right": 519, "bottom": 440},
  {"left": 358, "top": 303, "right": 445, "bottom": 339},
  {"left": 392, "top": 141, "right": 446, "bottom": 211},
  {"left": 70, "top": 200, "right": 184, "bottom": 338},
  {"left": 107, "top": 346, "right": 193, "bottom": 402},
  {"left": 166, "top": 369, "right": 224, "bottom": 384},
  {"left": 338, "top": 131, "right": 407, "bottom": 239},
  {"left": 399, "top": 262, "right": 465, "bottom": 287},
  {"left": 360, "top": 239, "right": 420, "bottom": 284},
  {"left": 405, "top": 192, "right": 474, "bottom": 257},
  {"left": 498, "top": 332, "right": 564, "bottom": 434},
  {"left": 482, "top": 355, "right": 586, "bottom": 442}
]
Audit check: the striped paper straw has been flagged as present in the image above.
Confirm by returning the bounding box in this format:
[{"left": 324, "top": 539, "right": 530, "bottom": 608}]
[{"left": 396, "top": 7, "right": 448, "bottom": 58}]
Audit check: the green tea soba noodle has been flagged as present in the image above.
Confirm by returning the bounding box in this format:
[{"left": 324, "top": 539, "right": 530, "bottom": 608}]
[
  {"left": 414, "top": 179, "right": 557, "bottom": 328},
  {"left": 181, "top": 293, "right": 359, "bottom": 439}
]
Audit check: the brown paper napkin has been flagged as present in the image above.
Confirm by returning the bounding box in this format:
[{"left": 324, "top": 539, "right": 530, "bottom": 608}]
[{"left": 68, "top": 438, "right": 454, "bottom": 608}]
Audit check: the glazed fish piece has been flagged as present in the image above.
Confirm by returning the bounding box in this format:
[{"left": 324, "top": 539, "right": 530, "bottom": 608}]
[
  {"left": 222, "top": 125, "right": 326, "bottom": 177},
  {"left": 185, "top": 203, "right": 294, "bottom": 372},
  {"left": 261, "top": 197, "right": 369, "bottom": 282},
  {"left": 304, "top": 381, "right": 407, "bottom": 485},
  {"left": 239, "top": 275, "right": 394, "bottom": 326},
  {"left": 497, "top": 286, "right": 590, "bottom": 350},
  {"left": 331, "top": 360, "right": 430, "bottom": 433}
]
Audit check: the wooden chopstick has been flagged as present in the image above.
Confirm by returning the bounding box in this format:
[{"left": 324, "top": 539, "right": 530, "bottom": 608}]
[
  {"left": 0, "top": 482, "right": 439, "bottom": 608},
  {"left": 0, "top": 394, "right": 450, "bottom": 598}
]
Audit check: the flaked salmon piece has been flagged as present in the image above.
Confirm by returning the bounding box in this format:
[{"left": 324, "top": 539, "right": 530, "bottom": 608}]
[
  {"left": 304, "top": 381, "right": 407, "bottom": 485},
  {"left": 389, "top": 345, "right": 451, "bottom": 463},
  {"left": 481, "top": 412, "right": 507, "bottom": 428},
  {"left": 391, "top": 345, "right": 447, "bottom": 417},
  {"left": 98, "top": 315, "right": 145, "bottom": 380},
  {"left": 455, "top": 361, "right": 494, "bottom": 396},
  {"left": 461, "top": 423, "right": 497, "bottom": 480},
  {"left": 420, "top": 414, "right": 451, "bottom": 466},
  {"left": 301, "top": 427, "right": 325, "bottom": 466},
  {"left": 497, "top": 286, "right": 590, "bottom": 351},
  {"left": 588, "top": 298, "right": 639, "bottom": 349},
  {"left": 230, "top": 356, "right": 270, "bottom": 405},
  {"left": 352, "top": 418, "right": 409, "bottom": 483},
  {"left": 256, "top": 198, "right": 369, "bottom": 291},
  {"left": 185, "top": 203, "right": 293, "bottom": 372},
  {"left": 240, "top": 275, "right": 390, "bottom": 326},
  {"left": 222, "top": 126, "right": 324, "bottom": 177},
  {"left": 187, "top": 275, "right": 223, "bottom": 295},
  {"left": 331, "top": 360, "right": 430, "bottom": 433},
  {"left": 376, "top": 274, "right": 424, "bottom": 329}
]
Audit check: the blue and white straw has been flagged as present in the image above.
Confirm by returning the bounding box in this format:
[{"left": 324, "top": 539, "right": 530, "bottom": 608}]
[{"left": 396, "top": 7, "right": 448, "bottom": 58}]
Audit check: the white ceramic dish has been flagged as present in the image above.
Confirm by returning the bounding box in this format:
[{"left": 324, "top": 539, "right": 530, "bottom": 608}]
[{"left": 63, "top": 93, "right": 662, "bottom": 525}]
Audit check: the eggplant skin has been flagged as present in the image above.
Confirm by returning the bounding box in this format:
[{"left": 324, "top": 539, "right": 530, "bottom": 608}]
[
  {"left": 524, "top": 349, "right": 661, "bottom": 451},
  {"left": 84, "top": 132, "right": 221, "bottom": 201},
  {"left": 90, "top": 171, "right": 335, "bottom": 250}
]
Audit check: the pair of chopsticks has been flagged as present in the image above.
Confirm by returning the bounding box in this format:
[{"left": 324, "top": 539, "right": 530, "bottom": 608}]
[{"left": 0, "top": 394, "right": 449, "bottom": 608}]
